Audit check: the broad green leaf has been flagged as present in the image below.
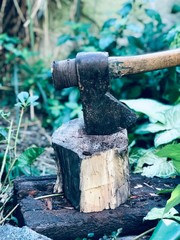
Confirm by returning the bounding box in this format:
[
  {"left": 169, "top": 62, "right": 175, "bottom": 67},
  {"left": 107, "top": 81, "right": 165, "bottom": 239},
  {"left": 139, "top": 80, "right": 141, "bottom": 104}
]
[
  {"left": 134, "top": 150, "right": 176, "bottom": 178},
  {"left": 164, "top": 105, "right": 180, "bottom": 129},
  {"left": 154, "top": 129, "right": 180, "bottom": 147},
  {"left": 136, "top": 122, "right": 166, "bottom": 134},
  {"left": 150, "top": 219, "right": 180, "bottom": 240},
  {"left": 157, "top": 189, "right": 173, "bottom": 195},
  {"left": 144, "top": 207, "right": 179, "bottom": 221},
  {"left": 156, "top": 144, "right": 180, "bottom": 161},
  {"left": 156, "top": 144, "right": 180, "bottom": 173},
  {"left": 164, "top": 185, "right": 180, "bottom": 214},
  {"left": 17, "top": 147, "right": 44, "bottom": 165},
  {"left": 121, "top": 99, "right": 170, "bottom": 123}
]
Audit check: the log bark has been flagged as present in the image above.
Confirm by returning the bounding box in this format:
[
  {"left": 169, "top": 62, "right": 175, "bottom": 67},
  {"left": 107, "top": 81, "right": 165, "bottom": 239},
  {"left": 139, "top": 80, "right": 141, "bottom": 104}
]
[
  {"left": 52, "top": 118, "right": 129, "bottom": 212},
  {"left": 13, "top": 174, "right": 180, "bottom": 240}
]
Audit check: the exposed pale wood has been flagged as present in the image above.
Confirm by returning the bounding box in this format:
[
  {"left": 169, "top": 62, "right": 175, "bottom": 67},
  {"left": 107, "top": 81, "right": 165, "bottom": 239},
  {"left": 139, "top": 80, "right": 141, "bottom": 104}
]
[
  {"left": 52, "top": 118, "right": 129, "bottom": 212},
  {"left": 80, "top": 149, "right": 129, "bottom": 212},
  {"left": 109, "top": 49, "right": 180, "bottom": 78}
]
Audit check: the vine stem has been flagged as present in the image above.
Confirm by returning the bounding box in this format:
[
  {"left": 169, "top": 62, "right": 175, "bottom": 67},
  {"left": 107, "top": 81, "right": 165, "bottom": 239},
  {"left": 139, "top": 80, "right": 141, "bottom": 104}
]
[{"left": 133, "top": 227, "right": 155, "bottom": 240}]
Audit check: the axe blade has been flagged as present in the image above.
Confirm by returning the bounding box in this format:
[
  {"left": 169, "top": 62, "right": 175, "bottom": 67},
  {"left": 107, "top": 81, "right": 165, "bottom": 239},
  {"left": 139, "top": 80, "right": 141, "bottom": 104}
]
[{"left": 76, "top": 52, "right": 137, "bottom": 135}]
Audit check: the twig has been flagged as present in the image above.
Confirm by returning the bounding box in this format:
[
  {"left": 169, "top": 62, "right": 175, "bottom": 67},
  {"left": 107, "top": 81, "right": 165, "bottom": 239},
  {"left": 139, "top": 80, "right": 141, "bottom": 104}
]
[
  {"left": 35, "top": 193, "right": 63, "bottom": 200},
  {"left": 133, "top": 227, "right": 155, "bottom": 240},
  {"left": 13, "top": 0, "right": 26, "bottom": 22},
  {"left": 0, "top": 204, "right": 19, "bottom": 225},
  {"left": 0, "top": 0, "right": 7, "bottom": 33},
  {"left": 24, "top": 0, "right": 42, "bottom": 28}
]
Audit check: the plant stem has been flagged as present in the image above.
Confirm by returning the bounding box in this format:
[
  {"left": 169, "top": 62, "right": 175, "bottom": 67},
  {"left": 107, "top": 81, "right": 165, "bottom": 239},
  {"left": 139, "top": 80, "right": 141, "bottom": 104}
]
[
  {"left": 4, "top": 108, "right": 24, "bottom": 185},
  {"left": 0, "top": 204, "right": 19, "bottom": 225},
  {"left": 14, "top": 107, "right": 24, "bottom": 159},
  {"left": 133, "top": 227, "right": 155, "bottom": 240},
  {"left": 0, "top": 120, "right": 13, "bottom": 191}
]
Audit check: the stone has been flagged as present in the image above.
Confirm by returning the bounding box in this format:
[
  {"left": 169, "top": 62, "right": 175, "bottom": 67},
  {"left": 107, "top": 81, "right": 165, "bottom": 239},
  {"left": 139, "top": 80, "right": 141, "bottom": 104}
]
[{"left": 0, "top": 224, "right": 52, "bottom": 240}]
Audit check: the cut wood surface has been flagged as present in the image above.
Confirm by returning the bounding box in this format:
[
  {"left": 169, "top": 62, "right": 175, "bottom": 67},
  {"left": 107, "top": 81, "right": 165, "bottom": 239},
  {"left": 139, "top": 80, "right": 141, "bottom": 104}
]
[
  {"left": 14, "top": 174, "right": 180, "bottom": 240},
  {"left": 52, "top": 118, "right": 129, "bottom": 212}
]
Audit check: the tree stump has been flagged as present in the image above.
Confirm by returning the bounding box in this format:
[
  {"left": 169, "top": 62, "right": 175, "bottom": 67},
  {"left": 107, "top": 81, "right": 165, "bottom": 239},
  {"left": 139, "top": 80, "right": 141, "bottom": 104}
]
[{"left": 52, "top": 118, "right": 129, "bottom": 212}]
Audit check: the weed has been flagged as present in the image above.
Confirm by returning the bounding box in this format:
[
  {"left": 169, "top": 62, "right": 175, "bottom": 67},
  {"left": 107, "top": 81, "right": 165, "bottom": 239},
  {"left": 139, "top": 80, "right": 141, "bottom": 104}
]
[{"left": 0, "top": 91, "right": 44, "bottom": 225}]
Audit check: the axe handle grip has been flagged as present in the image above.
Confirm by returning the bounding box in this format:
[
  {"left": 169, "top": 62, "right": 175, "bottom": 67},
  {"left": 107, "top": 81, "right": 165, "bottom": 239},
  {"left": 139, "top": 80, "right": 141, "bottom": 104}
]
[{"left": 109, "top": 48, "right": 180, "bottom": 78}]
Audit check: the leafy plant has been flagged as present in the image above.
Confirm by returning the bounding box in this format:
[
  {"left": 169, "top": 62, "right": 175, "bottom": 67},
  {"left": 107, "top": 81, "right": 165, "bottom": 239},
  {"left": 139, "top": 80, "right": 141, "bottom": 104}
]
[
  {"left": 123, "top": 99, "right": 180, "bottom": 147},
  {"left": 0, "top": 91, "right": 44, "bottom": 225},
  {"left": 143, "top": 185, "right": 180, "bottom": 239}
]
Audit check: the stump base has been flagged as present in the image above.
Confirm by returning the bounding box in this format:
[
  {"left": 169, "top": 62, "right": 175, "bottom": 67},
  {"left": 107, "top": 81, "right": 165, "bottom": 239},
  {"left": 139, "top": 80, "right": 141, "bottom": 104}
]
[
  {"left": 52, "top": 118, "right": 129, "bottom": 212},
  {"left": 14, "top": 174, "right": 180, "bottom": 240}
]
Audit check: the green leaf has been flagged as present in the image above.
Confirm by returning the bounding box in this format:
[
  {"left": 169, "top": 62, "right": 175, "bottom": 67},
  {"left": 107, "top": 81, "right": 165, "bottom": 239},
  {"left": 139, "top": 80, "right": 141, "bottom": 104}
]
[
  {"left": 150, "top": 219, "right": 180, "bottom": 240},
  {"left": 17, "top": 91, "right": 29, "bottom": 104},
  {"left": 99, "top": 34, "right": 115, "bottom": 50},
  {"left": 157, "top": 189, "right": 173, "bottom": 195},
  {"left": 17, "top": 147, "right": 45, "bottom": 165},
  {"left": 27, "top": 95, "right": 39, "bottom": 105},
  {"left": 0, "top": 127, "right": 8, "bottom": 141},
  {"left": 145, "top": 9, "right": 162, "bottom": 23},
  {"left": 136, "top": 122, "right": 166, "bottom": 134},
  {"left": 164, "top": 184, "right": 180, "bottom": 214},
  {"left": 121, "top": 99, "right": 171, "bottom": 123},
  {"left": 102, "top": 18, "right": 116, "bottom": 29},
  {"left": 118, "top": 2, "right": 132, "bottom": 18},
  {"left": 156, "top": 144, "right": 180, "bottom": 161},
  {"left": 144, "top": 207, "right": 179, "bottom": 221},
  {"left": 134, "top": 150, "right": 176, "bottom": 178},
  {"left": 172, "top": 4, "right": 180, "bottom": 13},
  {"left": 65, "top": 102, "right": 78, "bottom": 109},
  {"left": 154, "top": 129, "right": 180, "bottom": 147}
]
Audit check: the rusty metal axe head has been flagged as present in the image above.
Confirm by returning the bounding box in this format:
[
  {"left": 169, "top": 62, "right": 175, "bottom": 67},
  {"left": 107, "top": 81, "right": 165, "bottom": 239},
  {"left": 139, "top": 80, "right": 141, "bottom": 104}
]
[{"left": 52, "top": 52, "right": 137, "bottom": 135}]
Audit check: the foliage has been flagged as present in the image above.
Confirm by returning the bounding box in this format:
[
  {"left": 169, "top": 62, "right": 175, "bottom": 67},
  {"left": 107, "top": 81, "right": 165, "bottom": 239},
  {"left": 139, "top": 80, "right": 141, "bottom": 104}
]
[
  {"left": 57, "top": 0, "right": 179, "bottom": 104},
  {"left": 0, "top": 92, "right": 44, "bottom": 225},
  {"left": 0, "top": 1, "right": 179, "bottom": 130},
  {"left": 149, "top": 219, "right": 180, "bottom": 240},
  {"left": 123, "top": 99, "right": 180, "bottom": 147}
]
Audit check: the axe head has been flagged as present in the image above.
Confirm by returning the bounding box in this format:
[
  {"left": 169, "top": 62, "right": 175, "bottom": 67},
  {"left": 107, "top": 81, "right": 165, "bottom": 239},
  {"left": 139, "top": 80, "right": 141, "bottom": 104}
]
[{"left": 76, "top": 52, "right": 137, "bottom": 135}]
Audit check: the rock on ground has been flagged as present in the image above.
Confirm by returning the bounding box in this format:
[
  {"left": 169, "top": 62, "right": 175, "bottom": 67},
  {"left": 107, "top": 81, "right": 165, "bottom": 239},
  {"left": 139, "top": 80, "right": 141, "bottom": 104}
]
[{"left": 0, "top": 224, "right": 52, "bottom": 240}]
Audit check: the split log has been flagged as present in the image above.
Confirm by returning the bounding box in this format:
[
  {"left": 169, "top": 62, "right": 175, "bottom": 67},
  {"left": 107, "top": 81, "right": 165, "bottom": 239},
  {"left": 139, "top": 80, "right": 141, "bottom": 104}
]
[{"left": 52, "top": 118, "right": 129, "bottom": 212}]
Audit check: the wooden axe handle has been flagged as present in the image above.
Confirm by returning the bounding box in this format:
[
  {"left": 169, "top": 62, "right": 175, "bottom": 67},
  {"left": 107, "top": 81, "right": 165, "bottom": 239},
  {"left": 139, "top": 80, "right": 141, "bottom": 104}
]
[{"left": 109, "top": 48, "right": 180, "bottom": 78}]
